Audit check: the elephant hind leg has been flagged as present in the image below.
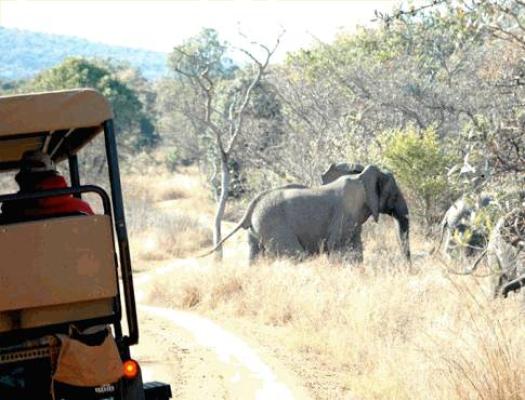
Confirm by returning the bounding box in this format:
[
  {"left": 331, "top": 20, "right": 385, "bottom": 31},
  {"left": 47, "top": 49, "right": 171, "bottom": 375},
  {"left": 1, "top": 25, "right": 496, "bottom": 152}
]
[
  {"left": 264, "top": 226, "right": 305, "bottom": 260},
  {"left": 248, "top": 231, "right": 262, "bottom": 265}
]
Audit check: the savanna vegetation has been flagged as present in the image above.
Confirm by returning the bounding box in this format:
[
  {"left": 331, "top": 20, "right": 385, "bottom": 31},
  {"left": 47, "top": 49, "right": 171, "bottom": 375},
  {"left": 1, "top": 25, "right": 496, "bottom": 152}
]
[{"left": 3, "top": 1, "right": 525, "bottom": 398}]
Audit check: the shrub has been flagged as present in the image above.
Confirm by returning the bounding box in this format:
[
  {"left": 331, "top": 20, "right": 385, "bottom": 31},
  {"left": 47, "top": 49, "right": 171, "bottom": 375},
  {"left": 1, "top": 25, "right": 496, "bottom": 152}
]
[{"left": 380, "top": 126, "right": 457, "bottom": 225}]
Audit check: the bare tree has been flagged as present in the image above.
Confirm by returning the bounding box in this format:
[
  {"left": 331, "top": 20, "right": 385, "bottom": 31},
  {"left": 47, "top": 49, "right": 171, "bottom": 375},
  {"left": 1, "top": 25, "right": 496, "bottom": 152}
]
[{"left": 170, "top": 29, "right": 283, "bottom": 259}]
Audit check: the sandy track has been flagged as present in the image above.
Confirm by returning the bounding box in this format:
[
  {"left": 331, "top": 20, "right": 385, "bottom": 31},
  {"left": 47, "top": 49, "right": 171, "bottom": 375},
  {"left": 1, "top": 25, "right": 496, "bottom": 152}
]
[{"left": 133, "top": 262, "right": 311, "bottom": 400}]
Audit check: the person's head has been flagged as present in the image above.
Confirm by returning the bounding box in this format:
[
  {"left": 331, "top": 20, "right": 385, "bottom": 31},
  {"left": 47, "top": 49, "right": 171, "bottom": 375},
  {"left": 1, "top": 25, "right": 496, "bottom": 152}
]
[{"left": 15, "top": 150, "right": 57, "bottom": 190}]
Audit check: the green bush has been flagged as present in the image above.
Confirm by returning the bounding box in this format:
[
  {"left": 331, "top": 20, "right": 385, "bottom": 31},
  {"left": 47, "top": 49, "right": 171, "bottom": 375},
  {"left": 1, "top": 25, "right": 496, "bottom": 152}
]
[{"left": 380, "top": 126, "right": 457, "bottom": 224}]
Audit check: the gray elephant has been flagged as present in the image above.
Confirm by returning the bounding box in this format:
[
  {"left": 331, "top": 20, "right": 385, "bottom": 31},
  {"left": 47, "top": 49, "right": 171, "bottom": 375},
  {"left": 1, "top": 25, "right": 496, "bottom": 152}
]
[
  {"left": 437, "top": 194, "right": 493, "bottom": 258},
  {"left": 319, "top": 162, "right": 410, "bottom": 261},
  {"left": 487, "top": 209, "right": 525, "bottom": 297},
  {"left": 204, "top": 165, "right": 410, "bottom": 264}
]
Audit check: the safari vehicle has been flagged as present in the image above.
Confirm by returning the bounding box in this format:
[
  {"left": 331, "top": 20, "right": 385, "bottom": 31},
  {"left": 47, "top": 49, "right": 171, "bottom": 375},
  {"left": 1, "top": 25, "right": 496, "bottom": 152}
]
[{"left": 0, "top": 89, "right": 172, "bottom": 399}]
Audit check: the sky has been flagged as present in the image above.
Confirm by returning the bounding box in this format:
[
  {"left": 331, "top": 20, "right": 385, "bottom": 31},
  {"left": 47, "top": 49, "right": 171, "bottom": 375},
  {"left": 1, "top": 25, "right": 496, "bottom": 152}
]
[{"left": 0, "top": 0, "right": 401, "bottom": 58}]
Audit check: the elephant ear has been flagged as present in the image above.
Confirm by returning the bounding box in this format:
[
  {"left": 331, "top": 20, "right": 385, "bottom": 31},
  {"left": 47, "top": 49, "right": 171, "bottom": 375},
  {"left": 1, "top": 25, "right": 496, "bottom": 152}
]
[
  {"left": 359, "top": 165, "right": 380, "bottom": 222},
  {"left": 379, "top": 173, "right": 397, "bottom": 211}
]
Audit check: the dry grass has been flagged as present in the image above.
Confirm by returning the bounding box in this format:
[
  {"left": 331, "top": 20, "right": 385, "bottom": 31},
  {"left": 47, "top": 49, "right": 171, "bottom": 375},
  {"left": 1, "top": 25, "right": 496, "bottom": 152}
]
[
  {"left": 146, "top": 222, "right": 525, "bottom": 400},
  {"left": 124, "top": 165, "right": 525, "bottom": 399},
  {"left": 123, "top": 166, "right": 212, "bottom": 269},
  {"left": 123, "top": 165, "right": 205, "bottom": 203},
  {"left": 129, "top": 211, "right": 212, "bottom": 263}
]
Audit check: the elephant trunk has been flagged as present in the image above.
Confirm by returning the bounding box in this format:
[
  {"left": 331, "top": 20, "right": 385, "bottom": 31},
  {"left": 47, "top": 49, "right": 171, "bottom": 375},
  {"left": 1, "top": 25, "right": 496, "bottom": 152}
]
[{"left": 393, "top": 195, "right": 411, "bottom": 262}]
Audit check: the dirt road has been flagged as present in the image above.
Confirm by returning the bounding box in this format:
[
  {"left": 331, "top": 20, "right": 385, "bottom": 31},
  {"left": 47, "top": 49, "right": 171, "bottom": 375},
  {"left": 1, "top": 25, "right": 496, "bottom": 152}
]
[{"left": 133, "top": 263, "right": 312, "bottom": 400}]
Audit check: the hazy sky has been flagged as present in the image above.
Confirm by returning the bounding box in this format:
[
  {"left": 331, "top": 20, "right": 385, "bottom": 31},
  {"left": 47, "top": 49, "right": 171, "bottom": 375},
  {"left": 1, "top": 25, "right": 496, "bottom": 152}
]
[{"left": 0, "top": 1, "right": 400, "bottom": 58}]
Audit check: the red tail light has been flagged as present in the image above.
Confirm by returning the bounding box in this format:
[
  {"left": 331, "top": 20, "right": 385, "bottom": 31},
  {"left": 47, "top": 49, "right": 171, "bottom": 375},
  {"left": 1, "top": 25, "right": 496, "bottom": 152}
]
[{"left": 123, "top": 359, "right": 140, "bottom": 379}]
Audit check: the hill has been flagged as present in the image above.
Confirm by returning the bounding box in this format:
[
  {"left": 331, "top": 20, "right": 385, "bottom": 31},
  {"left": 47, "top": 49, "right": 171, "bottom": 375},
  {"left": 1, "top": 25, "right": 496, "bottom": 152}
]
[{"left": 0, "top": 26, "right": 169, "bottom": 81}]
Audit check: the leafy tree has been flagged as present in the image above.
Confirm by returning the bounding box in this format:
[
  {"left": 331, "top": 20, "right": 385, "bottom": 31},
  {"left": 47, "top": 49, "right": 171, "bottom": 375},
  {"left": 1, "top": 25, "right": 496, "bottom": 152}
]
[
  {"left": 29, "top": 57, "right": 158, "bottom": 149},
  {"left": 151, "top": 1, "right": 525, "bottom": 237},
  {"left": 379, "top": 0, "right": 525, "bottom": 175},
  {"left": 155, "top": 77, "right": 205, "bottom": 165},
  {"left": 169, "top": 28, "right": 237, "bottom": 80}
]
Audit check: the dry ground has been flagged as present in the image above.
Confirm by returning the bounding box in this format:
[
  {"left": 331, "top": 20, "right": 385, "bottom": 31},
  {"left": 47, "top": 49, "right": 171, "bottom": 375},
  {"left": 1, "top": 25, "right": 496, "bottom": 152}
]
[{"left": 128, "top": 165, "right": 525, "bottom": 400}]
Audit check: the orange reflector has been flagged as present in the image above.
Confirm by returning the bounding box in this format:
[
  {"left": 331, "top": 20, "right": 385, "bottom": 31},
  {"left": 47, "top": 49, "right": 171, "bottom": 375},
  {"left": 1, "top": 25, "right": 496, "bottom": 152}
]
[{"left": 123, "top": 359, "right": 139, "bottom": 379}]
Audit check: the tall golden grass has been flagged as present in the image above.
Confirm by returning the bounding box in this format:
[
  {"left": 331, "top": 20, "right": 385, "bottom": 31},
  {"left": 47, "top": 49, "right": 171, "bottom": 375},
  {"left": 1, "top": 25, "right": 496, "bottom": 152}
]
[
  {"left": 123, "top": 167, "right": 212, "bottom": 269},
  {"left": 130, "top": 166, "right": 525, "bottom": 399}
]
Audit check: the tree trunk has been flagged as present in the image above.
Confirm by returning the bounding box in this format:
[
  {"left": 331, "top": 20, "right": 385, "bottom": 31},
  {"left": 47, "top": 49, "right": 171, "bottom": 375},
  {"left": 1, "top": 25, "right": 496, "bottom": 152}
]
[
  {"left": 213, "top": 153, "right": 230, "bottom": 261},
  {"left": 423, "top": 195, "right": 433, "bottom": 236}
]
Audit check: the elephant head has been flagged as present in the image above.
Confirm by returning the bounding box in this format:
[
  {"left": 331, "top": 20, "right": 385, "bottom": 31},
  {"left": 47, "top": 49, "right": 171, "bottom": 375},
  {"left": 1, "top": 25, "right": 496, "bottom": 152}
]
[
  {"left": 321, "top": 162, "right": 364, "bottom": 185},
  {"left": 355, "top": 165, "right": 411, "bottom": 261}
]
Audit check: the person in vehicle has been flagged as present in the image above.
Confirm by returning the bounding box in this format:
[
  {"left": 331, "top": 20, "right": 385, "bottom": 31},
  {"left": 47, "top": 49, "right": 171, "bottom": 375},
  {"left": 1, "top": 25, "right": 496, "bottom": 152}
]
[{"left": 0, "top": 150, "right": 94, "bottom": 223}]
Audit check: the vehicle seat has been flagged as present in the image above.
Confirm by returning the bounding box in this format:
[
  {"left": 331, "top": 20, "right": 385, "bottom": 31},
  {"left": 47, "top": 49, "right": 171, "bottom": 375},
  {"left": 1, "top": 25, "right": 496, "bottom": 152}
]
[{"left": 0, "top": 215, "right": 118, "bottom": 333}]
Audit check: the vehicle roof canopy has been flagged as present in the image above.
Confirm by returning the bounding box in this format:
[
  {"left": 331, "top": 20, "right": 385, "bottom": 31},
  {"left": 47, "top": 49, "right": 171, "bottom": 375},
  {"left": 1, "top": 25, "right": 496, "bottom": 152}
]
[{"left": 0, "top": 89, "right": 113, "bottom": 171}]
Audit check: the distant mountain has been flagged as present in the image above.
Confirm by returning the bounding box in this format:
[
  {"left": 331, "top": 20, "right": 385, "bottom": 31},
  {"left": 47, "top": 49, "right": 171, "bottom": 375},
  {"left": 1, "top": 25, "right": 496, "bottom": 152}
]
[{"left": 0, "top": 26, "right": 169, "bottom": 81}]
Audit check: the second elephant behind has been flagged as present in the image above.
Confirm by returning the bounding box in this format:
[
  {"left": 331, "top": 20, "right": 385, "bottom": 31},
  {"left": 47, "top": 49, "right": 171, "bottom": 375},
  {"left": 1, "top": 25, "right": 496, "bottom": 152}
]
[
  {"left": 206, "top": 165, "right": 411, "bottom": 263},
  {"left": 437, "top": 195, "right": 493, "bottom": 258}
]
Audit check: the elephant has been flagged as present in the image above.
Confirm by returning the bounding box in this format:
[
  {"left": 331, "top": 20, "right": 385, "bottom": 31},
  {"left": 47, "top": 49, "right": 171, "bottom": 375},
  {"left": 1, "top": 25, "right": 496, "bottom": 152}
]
[
  {"left": 203, "top": 165, "right": 410, "bottom": 264},
  {"left": 436, "top": 194, "right": 493, "bottom": 258},
  {"left": 486, "top": 209, "right": 525, "bottom": 297},
  {"left": 319, "top": 162, "right": 410, "bottom": 261},
  {"left": 321, "top": 162, "right": 364, "bottom": 185}
]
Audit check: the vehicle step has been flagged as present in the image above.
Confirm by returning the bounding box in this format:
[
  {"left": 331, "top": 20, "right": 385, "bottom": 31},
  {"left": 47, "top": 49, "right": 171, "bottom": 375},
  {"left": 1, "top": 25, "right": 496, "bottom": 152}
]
[{"left": 144, "top": 381, "right": 172, "bottom": 400}]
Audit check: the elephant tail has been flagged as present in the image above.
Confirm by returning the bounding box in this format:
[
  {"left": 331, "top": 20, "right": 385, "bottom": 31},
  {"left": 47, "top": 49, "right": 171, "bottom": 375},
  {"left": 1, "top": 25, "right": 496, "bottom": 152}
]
[
  {"left": 198, "top": 183, "right": 307, "bottom": 258},
  {"left": 197, "top": 192, "right": 265, "bottom": 258},
  {"left": 197, "top": 221, "right": 248, "bottom": 258}
]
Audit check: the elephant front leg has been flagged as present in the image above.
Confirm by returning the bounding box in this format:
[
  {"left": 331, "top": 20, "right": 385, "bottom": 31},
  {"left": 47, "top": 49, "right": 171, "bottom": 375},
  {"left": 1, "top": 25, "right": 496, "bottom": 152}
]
[
  {"left": 327, "top": 216, "right": 363, "bottom": 265},
  {"left": 340, "top": 226, "right": 363, "bottom": 265},
  {"left": 349, "top": 226, "right": 363, "bottom": 263}
]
